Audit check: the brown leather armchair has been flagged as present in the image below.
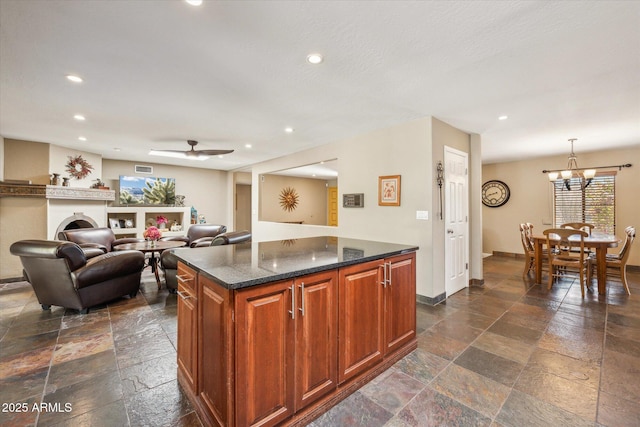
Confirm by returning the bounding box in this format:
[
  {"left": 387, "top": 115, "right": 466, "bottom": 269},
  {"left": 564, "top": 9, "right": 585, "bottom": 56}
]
[
  {"left": 160, "top": 230, "right": 250, "bottom": 293},
  {"left": 59, "top": 227, "right": 143, "bottom": 258},
  {"left": 161, "top": 224, "right": 227, "bottom": 247},
  {"left": 10, "top": 240, "right": 145, "bottom": 314}
]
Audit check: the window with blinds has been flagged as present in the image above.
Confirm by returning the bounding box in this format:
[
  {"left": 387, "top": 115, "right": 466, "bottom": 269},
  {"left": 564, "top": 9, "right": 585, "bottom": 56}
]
[{"left": 554, "top": 173, "right": 616, "bottom": 234}]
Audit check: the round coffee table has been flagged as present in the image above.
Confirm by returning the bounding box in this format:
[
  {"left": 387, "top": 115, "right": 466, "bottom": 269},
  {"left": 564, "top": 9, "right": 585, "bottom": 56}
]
[{"left": 115, "top": 240, "right": 187, "bottom": 289}]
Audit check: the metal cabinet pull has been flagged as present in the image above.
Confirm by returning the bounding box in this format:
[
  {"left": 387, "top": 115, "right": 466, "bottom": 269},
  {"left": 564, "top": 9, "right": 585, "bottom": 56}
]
[
  {"left": 176, "top": 290, "right": 192, "bottom": 300},
  {"left": 380, "top": 264, "right": 387, "bottom": 287},
  {"left": 298, "top": 283, "right": 305, "bottom": 316},
  {"left": 289, "top": 285, "right": 295, "bottom": 319},
  {"left": 176, "top": 274, "right": 194, "bottom": 283},
  {"left": 387, "top": 262, "right": 392, "bottom": 286}
]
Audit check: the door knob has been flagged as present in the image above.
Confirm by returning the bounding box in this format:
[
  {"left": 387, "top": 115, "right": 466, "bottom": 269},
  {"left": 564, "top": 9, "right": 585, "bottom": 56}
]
[{"left": 447, "top": 229, "right": 454, "bottom": 234}]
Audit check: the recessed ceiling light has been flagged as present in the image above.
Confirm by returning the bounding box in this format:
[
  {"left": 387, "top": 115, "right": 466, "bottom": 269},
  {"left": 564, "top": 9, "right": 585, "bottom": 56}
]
[
  {"left": 113, "top": 148, "right": 121, "bottom": 152},
  {"left": 306, "top": 53, "right": 323, "bottom": 65},
  {"left": 284, "top": 127, "right": 294, "bottom": 133},
  {"left": 66, "top": 75, "right": 83, "bottom": 83},
  {"left": 78, "top": 136, "right": 87, "bottom": 141},
  {"left": 498, "top": 115, "right": 508, "bottom": 120},
  {"left": 245, "top": 144, "right": 252, "bottom": 149},
  {"left": 73, "top": 114, "right": 86, "bottom": 121},
  {"left": 185, "top": 0, "right": 202, "bottom": 5}
]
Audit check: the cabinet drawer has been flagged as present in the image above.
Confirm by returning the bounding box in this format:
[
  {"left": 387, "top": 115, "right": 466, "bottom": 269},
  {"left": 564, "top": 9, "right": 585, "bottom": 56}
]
[{"left": 177, "top": 262, "right": 197, "bottom": 294}]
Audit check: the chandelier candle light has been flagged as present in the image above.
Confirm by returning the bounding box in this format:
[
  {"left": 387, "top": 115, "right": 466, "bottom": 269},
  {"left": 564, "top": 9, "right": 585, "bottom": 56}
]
[{"left": 542, "top": 138, "right": 632, "bottom": 191}]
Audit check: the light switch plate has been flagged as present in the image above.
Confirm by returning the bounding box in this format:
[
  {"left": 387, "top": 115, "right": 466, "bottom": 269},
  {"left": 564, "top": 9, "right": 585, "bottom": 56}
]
[{"left": 416, "top": 210, "right": 429, "bottom": 220}]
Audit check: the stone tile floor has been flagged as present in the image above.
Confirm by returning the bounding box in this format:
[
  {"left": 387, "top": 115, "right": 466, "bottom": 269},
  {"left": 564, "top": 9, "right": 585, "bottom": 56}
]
[{"left": 1, "top": 256, "right": 639, "bottom": 426}]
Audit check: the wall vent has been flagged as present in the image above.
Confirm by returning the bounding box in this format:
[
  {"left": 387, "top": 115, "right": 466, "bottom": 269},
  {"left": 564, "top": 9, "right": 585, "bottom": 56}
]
[{"left": 135, "top": 165, "right": 153, "bottom": 174}]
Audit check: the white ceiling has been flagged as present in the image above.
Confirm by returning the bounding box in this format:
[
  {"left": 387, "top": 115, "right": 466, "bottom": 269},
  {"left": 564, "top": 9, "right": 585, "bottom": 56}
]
[{"left": 1, "top": 1, "right": 639, "bottom": 172}]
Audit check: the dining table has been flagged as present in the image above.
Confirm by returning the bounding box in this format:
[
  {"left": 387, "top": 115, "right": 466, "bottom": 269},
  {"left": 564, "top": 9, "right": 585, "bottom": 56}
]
[
  {"left": 532, "top": 232, "right": 620, "bottom": 295},
  {"left": 114, "top": 240, "right": 186, "bottom": 289}
]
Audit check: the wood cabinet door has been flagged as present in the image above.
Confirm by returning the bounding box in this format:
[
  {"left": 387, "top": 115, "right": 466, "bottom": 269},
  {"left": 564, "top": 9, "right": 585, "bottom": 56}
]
[
  {"left": 295, "top": 271, "right": 338, "bottom": 410},
  {"left": 235, "top": 280, "right": 295, "bottom": 427},
  {"left": 176, "top": 281, "right": 197, "bottom": 392},
  {"left": 384, "top": 253, "right": 416, "bottom": 355},
  {"left": 199, "top": 276, "right": 233, "bottom": 427},
  {"left": 338, "top": 260, "right": 384, "bottom": 384}
]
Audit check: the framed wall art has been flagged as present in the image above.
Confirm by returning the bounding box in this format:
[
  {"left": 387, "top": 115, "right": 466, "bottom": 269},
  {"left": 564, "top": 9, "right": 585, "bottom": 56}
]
[{"left": 378, "top": 175, "right": 401, "bottom": 206}]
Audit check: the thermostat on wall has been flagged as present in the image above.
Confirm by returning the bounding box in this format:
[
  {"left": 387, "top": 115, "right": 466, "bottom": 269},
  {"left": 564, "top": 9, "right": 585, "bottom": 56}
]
[{"left": 343, "top": 193, "right": 364, "bottom": 208}]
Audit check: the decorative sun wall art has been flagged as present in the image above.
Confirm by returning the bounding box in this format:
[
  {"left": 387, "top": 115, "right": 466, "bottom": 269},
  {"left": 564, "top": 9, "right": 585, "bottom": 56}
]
[{"left": 279, "top": 186, "right": 299, "bottom": 212}]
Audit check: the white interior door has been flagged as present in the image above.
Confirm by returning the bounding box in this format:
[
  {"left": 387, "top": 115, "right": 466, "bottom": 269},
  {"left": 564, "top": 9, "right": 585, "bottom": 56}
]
[{"left": 444, "top": 146, "right": 469, "bottom": 297}]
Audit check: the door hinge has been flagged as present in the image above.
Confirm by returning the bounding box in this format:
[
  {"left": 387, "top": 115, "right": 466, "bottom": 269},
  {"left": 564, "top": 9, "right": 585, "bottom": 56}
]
[{"left": 466, "top": 263, "right": 469, "bottom": 270}]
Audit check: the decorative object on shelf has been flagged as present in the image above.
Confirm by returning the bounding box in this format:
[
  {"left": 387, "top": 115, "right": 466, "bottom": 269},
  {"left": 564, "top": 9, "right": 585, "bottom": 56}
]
[
  {"left": 542, "top": 138, "right": 632, "bottom": 191},
  {"left": 279, "top": 186, "right": 299, "bottom": 212},
  {"left": 50, "top": 173, "right": 61, "bottom": 186},
  {"left": 198, "top": 214, "right": 206, "bottom": 224},
  {"left": 91, "top": 178, "right": 108, "bottom": 189},
  {"left": 170, "top": 222, "right": 183, "bottom": 232},
  {"left": 482, "top": 180, "right": 510, "bottom": 208},
  {"left": 109, "top": 218, "right": 120, "bottom": 229},
  {"left": 378, "top": 175, "right": 401, "bottom": 206},
  {"left": 190, "top": 207, "right": 198, "bottom": 224},
  {"left": 156, "top": 215, "right": 168, "bottom": 229},
  {"left": 436, "top": 161, "right": 444, "bottom": 219},
  {"left": 175, "top": 195, "right": 185, "bottom": 207},
  {"left": 62, "top": 177, "right": 70, "bottom": 187},
  {"left": 124, "top": 219, "right": 134, "bottom": 228},
  {"left": 143, "top": 226, "right": 162, "bottom": 246},
  {"left": 65, "top": 155, "right": 94, "bottom": 180}
]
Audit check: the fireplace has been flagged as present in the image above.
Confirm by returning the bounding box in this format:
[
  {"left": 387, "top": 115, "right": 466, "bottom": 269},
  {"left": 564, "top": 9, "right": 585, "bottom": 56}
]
[{"left": 55, "top": 213, "right": 99, "bottom": 239}]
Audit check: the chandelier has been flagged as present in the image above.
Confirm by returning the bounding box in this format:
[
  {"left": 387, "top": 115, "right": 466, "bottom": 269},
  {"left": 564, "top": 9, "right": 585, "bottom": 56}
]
[
  {"left": 542, "top": 139, "right": 632, "bottom": 189},
  {"left": 545, "top": 139, "right": 596, "bottom": 191}
]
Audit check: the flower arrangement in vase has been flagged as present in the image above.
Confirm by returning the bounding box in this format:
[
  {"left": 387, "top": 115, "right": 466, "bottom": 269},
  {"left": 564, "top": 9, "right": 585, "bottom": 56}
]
[
  {"left": 143, "top": 226, "right": 162, "bottom": 246},
  {"left": 156, "top": 215, "right": 168, "bottom": 229}
]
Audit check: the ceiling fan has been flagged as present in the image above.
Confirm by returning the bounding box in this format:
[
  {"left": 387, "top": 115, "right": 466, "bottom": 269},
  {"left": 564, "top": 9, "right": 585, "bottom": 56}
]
[{"left": 149, "top": 140, "right": 234, "bottom": 161}]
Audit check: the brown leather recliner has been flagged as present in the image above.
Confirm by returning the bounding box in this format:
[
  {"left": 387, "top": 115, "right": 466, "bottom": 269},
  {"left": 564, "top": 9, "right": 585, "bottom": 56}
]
[
  {"left": 59, "top": 227, "right": 143, "bottom": 258},
  {"left": 160, "top": 230, "right": 250, "bottom": 293},
  {"left": 10, "top": 240, "right": 145, "bottom": 314},
  {"left": 161, "top": 224, "right": 227, "bottom": 247}
]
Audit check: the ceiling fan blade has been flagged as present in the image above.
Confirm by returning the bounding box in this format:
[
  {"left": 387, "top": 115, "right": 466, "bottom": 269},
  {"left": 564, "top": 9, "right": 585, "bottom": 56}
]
[
  {"left": 197, "top": 149, "right": 235, "bottom": 155},
  {"left": 151, "top": 149, "right": 187, "bottom": 155}
]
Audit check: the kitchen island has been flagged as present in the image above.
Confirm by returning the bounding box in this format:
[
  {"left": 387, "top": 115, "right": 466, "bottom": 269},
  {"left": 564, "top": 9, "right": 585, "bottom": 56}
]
[{"left": 173, "top": 236, "right": 418, "bottom": 427}]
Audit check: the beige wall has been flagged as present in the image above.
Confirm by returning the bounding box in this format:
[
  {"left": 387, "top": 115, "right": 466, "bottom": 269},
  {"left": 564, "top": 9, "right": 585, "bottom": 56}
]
[
  {"left": 101, "top": 159, "right": 231, "bottom": 228},
  {"left": 4, "top": 139, "right": 50, "bottom": 184},
  {"left": 250, "top": 116, "right": 481, "bottom": 300},
  {"left": 259, "top": 174, "right": 328, "bottom": 225},
  {"left": 482, "top": 146, "right": 640, "bottom": 266}
]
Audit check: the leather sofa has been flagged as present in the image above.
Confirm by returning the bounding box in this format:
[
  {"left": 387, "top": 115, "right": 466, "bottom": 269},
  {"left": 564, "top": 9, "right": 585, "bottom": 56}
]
[
  {"left": 10, "top": 240, "right": 145, "bottom": 314},
  {"left": 161, "top": 224, "right": 227, "bottom": 247},
  {"left": 161, "top": 230, "right": 251, "bottom": 293},
  {"left": 59, "top": 227, "right": 143, "bottom": 258}
]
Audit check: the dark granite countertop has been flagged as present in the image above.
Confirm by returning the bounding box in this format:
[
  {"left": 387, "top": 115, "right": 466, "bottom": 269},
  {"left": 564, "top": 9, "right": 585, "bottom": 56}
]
[{"left": 172, "top": 236, "right": 418, "bottom": 290}]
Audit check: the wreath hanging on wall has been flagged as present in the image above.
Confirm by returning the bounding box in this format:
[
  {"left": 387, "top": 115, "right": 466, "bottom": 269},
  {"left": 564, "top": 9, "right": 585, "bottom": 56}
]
[
  {"left": 65, "top": 155, "right": 94, "bottom": 180},
  {"left": 279, "top": 186, "right": 299, "bottom": 212}
]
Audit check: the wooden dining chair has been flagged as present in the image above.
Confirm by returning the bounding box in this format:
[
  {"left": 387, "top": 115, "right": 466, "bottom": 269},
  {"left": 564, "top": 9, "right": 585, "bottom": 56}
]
[
  {"left": 588, "top": 226, "right": 636, "bottom": 295},
  {"left": 519, "top": 223, "right": 536, "bottom": 277},
  {"left": 561, "top": 222, "right": 595, "bottom": 235},
  {"left": 544, "top": 228, "right": 590, "bottom": 297}
]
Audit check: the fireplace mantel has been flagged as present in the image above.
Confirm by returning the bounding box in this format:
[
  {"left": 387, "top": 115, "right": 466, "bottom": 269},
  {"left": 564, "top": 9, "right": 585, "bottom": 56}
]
[{"left": 0, "top": 183, "right": 115, "bottom": 201}]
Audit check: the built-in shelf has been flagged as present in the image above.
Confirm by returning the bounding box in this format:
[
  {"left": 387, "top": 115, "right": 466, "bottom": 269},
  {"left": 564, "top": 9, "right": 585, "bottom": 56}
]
[{"left": 106, "top": 206, "right": 191, "bottom": 239}]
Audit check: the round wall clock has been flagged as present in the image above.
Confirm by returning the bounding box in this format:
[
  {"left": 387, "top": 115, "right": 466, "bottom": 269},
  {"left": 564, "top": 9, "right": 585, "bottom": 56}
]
[{"left": 482, "top": 180, "right": 510, "bottom": 208}]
